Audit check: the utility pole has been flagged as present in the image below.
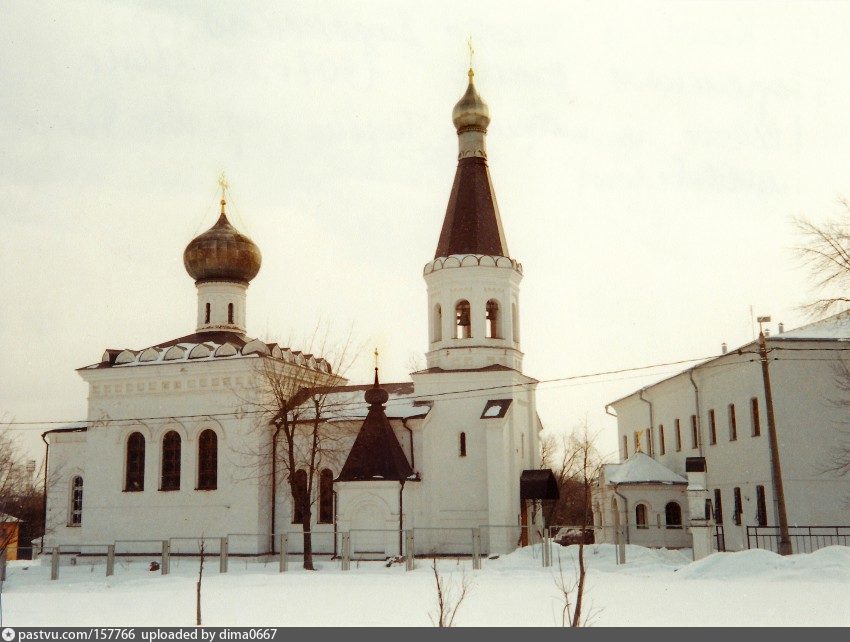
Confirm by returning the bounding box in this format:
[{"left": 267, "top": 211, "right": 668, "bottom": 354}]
[{"left": 757, "top": 316, "right": 792, "bottom": 555}]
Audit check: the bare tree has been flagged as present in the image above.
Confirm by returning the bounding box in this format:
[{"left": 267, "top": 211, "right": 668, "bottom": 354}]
[
  {"left": 196, "top": 538, "right": 206, "bottom": 626},
  {"left": 428, "top": 557, "right": 471, "bottom": 627},
  {"left": 0, "top": 421, "right": 40, "bottom": 559},
  {"left": 795, "top": 204, "right": 850, "bottom": 318},
  {"left": 549, "top": 424, "right": 604, "bottom": 627},
  {"left": 249, "top": 327, "right": 357, "bottom": 570}
]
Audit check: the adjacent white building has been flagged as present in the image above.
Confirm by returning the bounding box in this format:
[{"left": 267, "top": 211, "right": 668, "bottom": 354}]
[
  {"left": 43, "top": 68, "right": 547, "bottom": 557},
  {"left": 595, "top": 314, "right": 850, "bottom": 553}
]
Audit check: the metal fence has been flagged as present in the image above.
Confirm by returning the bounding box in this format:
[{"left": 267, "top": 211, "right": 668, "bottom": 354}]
[
  {"left": 36, "top": 524, "right": 595, "bottom": 579},
  {"left": 747, "top": 525, "right": 850, "bottom": 554}
]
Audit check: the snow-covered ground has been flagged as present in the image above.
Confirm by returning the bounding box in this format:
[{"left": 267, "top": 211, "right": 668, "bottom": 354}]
[{"left": 4, "top": 544, "right": 850, "bottom": 626}]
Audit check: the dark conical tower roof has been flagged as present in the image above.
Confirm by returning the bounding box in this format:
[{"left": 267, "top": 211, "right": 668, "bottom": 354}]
[
  {"left": 434, "top": 69, "right": 509, "bottom": 259},
  {"left": 336, "top": 369, "right": 414, "bottom": 483}
]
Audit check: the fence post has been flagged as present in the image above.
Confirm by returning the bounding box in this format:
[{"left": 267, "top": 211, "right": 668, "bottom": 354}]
[
  {"left": 161, "top": 540, "right": 170, "bottom": 575},
  {"left": 219, "top": 537, "right": 228, "bottom": 574},
  {"left": 404, "top": 530, "right": 414, "bottom": 571},
  {"left": 278, "top": 533, "right": 287, "bottom": 573},
  {"left": 341, "top": 532, "right": 350, "bottom": 571},
  {"left": 106, "top": 545, "right": 115, "bottom": 577},
  {"left": 542, "top": 529, "right": 551, "bottom": 568},
  {"left": 471, "top": 528, "right": 481, "bottom": 570},
  {"left": 50, "top": 547, "right": 59, "bottom": 581},
  {"left": 0, "top": 548, "right": 6, "bottom": 582}
]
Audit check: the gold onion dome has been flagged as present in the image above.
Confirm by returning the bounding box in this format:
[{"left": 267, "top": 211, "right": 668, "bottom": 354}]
[
  {"left": 183, "top": 200, "right": 262, "bottom": 285},
  {"left": 452, "top": 68, "right": 490, "bottom": 132}
]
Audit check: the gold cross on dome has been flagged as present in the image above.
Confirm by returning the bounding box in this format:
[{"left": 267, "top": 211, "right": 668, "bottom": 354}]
[
  {"left": 218, "top": 172, "right": 229, "bottom": 200},
  {"left": 467, "top": 36, "right": 475, "bottom": 71},
  {"left": 374, "top": 347, "right": 380, "bottom": 369}
]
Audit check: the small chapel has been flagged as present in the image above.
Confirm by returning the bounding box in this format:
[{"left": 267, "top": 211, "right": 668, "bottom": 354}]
[{"left": 43, "top": 68, "right": 549, "bottom": 557}]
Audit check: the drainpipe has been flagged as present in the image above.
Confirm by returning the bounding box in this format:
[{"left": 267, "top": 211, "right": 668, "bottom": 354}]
[
  {"left": 333, "top": 489, "right": 338, "bottom": 558},
  {"left": 398, "top": 481, "right": 405, "bottom": 556},
  {"left": 638, "top": 388, "right": 654, "bottom": 455},
  {"left": 401, "top": 417, "right": 414, "bottom": 469},
  {"left": 613, "top": 486, "right": 630, "bottom": 544},
  {"left": 688, "top": 369, "right": 705, "bottom": 457},
  {"left": 270, "top": 422, "right": 281, "bottom": 554},
  {"left": 40, "top": 431, "right": 50, "bottom": 554}
]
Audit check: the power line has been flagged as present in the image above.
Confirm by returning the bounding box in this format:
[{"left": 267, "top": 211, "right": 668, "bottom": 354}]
[{"left": 2, "top": 353, "right": 732, "bottom": 430}]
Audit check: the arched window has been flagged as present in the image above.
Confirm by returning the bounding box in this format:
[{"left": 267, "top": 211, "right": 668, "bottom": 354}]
[
  {"left": 197, "top": 430, "right": 217, "bottom": 490},
  {"left": 318, "top": 468, "right": 334, "bottom": 524},
  {"left": 161, "top": 431, "right": 181, "bottom": 491},
  {"left": 485, "top": 300, "right": 500, "bottom": 338},
  {"left": 665, "top": 502, "right": 682, "bottom": 529},
  {"left": 292, "top": 469, "right": 308, "bottom": 524},
  {"left": 433, "top": 304, "right": 442, "bottom": 342},
  {"left": 512, "top": 303, "right": 519, "bottom": 343},
  {"left": 70, "top": 476, "right": 83, "bottom": 525},
  {"left": 459, "top": 432, "right": 467, "bottom": 457},
  {"left": 455, "top": 300, "right": 471, "bottom": 339},
  {"left": 205, "top": 302, "right": 211, "bottom": 324},
  {"left": 125, "top": 432, "right": 145, "bottom": 492},
  {"left": 228, "top": 303, "right": 234, "bottom": 324},
  {"left": 635, "top": 503, "right": 648, "bottom": 529}
]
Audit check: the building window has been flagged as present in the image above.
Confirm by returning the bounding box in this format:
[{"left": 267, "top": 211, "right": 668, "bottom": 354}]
[
  {"left": 485, "top": 300, "right": 500, "bottom": 338},
  {"left": 197, "top": 429, "right": 217, "bottom": 490},
  {"left": 512, "top": 303, "right": 519, "bottom": 343},
  {"left": 70, "top": 476, "right": 83, "bottom": 526},
  {"left": 665, "top": 502, "right": 682, "bottom": 529},
  {"left": 751, "top": 397, "right": 761, "bottom": 437},
  {"left": 646, "top": 428, "right": 653, "bottom": 457},
  {"left": 733, "top": 487, "right": 743, "bottom": 525},
  {"left": 161, "top": 431, "right": 181, "bottom": 491},
  {"left": 318, "top": 468, "right": 334, "bottom": 524},
  {"left": 228, "top": 303, "right": 234, "bottom": 324},
  {"left": 459, "top": 432, "right": 467, "bottom": 457},
  {"left": 728, "top": 404, "right": 737, "bottom": 441},
  {"left": 709, "top": 409, "right": 717, "bottom": 445},
  {"left": 125, "top": 432, "right": 145, "bottom": 492},
  {"left": 205, "top": 302, "right": 211, "bottom": 324},
  {"left": 291, "top": 469, "right": 308, "bottom": 524},
  {"left": 635, "top": 503, "right": 648, "bottom": 529},
  {"left": 433, "top": 304, "right": 442, "bottom": 342},
  {"left": 675, "top": 419, "right": 682, "bottom": 452},
  {"left": 455, "top": 300, "right": 471, "bottom": 338},
  {"left": 714, "top": 489, "right": 723, "bottom": 524},
  {"left": 690, "top": 415, "right": 699, "bottom": 449},
  {"left": 756, "top": 485, "right": 767, "bottom": 526},
  {"left": 659, "top": 424, "right": 666, "bottom": 455},
  {"left": 622, "top": 435, "right": 628, "bottom": 459},
  {"left": 634, "top": 431, "right": 640, "bottom": 452}
]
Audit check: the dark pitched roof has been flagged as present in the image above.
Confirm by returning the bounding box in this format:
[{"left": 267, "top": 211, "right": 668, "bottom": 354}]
[
  {"left": 435, "top": 157, "right": 509, "bottom": 258},
  {"left": 520, "top": 469, "right": 560, "bottom": 501},
  {"left": 151, "top": 331, "right": 250, "bottom": 349},
  {"left": 336, "top": 381, "right": 415, "bottom": 483}
]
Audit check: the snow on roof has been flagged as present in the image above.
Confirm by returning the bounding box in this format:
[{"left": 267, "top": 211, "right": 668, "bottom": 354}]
[
  {"left": 776, "top": 310, "right": 850, "bottom": 340},
  {"left": 604, "top": 452, "right": 687, "bottom": 485}
]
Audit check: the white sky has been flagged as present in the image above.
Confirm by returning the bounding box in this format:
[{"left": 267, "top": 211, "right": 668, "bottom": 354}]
[{"left": 3, "top": 1, "right": 850, "bottom": 462}]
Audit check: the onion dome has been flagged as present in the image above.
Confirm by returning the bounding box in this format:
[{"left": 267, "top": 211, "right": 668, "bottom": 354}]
[
  {"left": 183, "top": 199, "right": 262, "bottom": 285},
  {"left": 452, "top": 68, "right": 490, "bottom": 133},
  {"left": 364, "top": 367, "right": 390, "bottom": 406}
]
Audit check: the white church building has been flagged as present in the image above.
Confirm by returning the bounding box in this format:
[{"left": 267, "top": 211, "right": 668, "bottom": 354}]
[
  {"left": 43, "top": 69, "right": 552, "bottom": 558},
  {"left": 594, "top": 314, "right": 850, "bottom": 554}
]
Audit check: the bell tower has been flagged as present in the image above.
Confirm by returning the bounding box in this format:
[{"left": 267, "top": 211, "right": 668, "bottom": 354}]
[{"left": 424, "top": 69, "right": 523, "bottom": 372}]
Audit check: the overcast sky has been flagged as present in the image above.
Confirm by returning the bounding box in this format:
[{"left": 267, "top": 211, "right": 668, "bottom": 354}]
[{"left": 3, "top": 1, "right": 850, "bottom": 462}]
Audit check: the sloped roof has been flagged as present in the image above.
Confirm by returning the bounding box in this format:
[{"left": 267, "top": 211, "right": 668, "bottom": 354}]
[
  {"left": 604, "top": 452, "right": 686, "bottom": 485},
  {"left": 336, "top": 381, "right": 415, "bottom": 483},
  {"left": 778, "top": 310, "right": 850, "bottom": 340},
  {"left": 435, "top": 157, "right": 509, "bottom": 258}
]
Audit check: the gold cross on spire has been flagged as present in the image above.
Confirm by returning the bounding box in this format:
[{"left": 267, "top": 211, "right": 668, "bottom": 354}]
[{"left": 374, "top": 347, "right": 380, "bottom": 369}]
